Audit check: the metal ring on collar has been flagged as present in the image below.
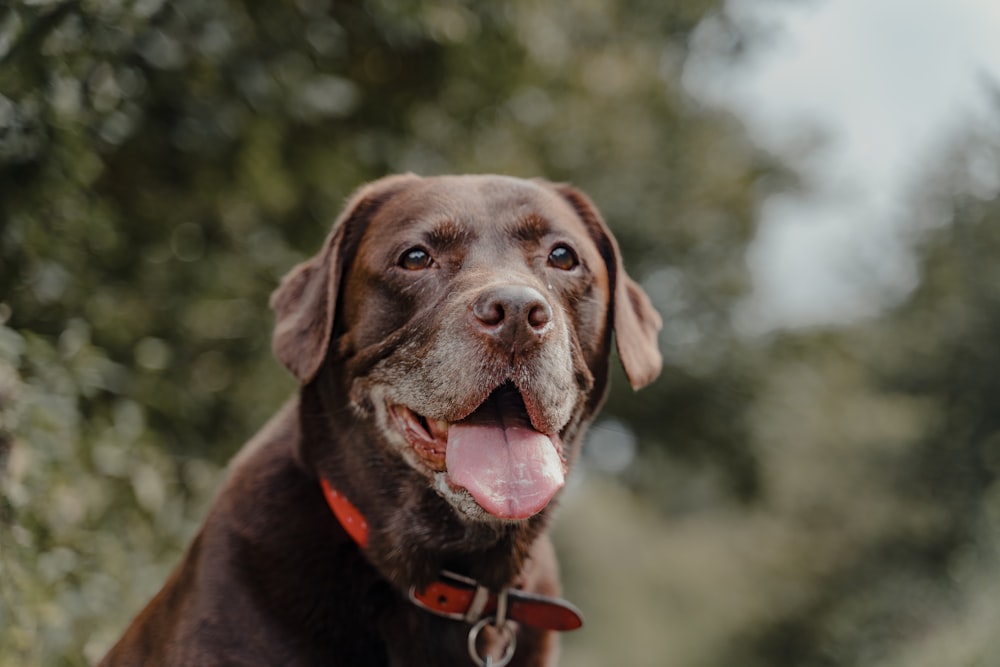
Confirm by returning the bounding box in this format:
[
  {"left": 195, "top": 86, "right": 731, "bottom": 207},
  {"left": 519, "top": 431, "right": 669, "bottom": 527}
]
[{"left": 466, "top": 616, "right": 516, "bottom": 667}]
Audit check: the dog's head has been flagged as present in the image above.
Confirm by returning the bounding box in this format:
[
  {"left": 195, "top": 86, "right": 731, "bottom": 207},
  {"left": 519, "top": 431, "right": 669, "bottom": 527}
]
[{"left": 270, "top": 174, "right": 660, "bottom": 584}]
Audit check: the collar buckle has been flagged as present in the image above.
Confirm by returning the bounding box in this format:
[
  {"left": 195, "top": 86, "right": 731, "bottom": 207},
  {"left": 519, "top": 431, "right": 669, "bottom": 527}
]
[{"left": 407, "top": 570, "right": 485, "bottom": 622}]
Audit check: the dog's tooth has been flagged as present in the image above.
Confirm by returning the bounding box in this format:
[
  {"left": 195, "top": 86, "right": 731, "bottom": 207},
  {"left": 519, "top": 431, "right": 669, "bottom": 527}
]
[{"left": 428, "top": 418, "right": 449, "bottom": 439}]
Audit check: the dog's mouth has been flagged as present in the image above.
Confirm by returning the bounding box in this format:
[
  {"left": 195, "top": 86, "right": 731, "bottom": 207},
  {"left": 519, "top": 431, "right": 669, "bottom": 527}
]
[{"left": 389, "top": 383, "right": 567, "bottom": 520}]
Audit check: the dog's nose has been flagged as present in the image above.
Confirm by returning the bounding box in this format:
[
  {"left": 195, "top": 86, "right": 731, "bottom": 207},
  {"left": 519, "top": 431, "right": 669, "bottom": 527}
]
[{"left": 471, "top": 285, "right": 553, "bottom": 343}]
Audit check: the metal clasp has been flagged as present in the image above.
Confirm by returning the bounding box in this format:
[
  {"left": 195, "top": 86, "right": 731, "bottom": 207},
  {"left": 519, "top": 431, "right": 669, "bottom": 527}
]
[
  {"left": 466, "top": 616, "right": 516, "bottom": 667},
  {"left": 407, "top": 571, "right": 518, "bottom": 666}
]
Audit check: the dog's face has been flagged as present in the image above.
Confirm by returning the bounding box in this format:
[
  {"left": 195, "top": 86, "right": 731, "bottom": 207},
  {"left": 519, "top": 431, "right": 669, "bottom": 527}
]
[
  {"left": 270, "top": 174, "right": 660, "bottom": 583},
  {"left": 339, "top": 176, "right": 621, "bottom": 522}
]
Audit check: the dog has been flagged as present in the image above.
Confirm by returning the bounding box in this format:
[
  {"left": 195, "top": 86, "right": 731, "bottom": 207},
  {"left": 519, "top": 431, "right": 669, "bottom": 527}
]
[{"left": 100, "top": 174, "right": 661, "bottom": 666}]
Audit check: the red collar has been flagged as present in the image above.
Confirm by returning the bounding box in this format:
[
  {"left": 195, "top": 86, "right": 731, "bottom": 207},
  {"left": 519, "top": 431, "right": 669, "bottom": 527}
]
[
  {"left": 320, "top": 478, "right": 583, "bottom": 633},
  {"left": 321, "top": 478, "right": 370, "bottom": 548}
]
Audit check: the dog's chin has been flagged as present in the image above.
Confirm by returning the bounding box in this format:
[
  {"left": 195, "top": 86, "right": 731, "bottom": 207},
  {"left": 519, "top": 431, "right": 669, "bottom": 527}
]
[{"left": 379, "top": 384, "right": 569, "bottom": 524}]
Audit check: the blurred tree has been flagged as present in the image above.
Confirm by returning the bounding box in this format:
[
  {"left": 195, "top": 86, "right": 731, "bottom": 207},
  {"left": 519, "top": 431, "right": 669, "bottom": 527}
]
[
  {"left": 1, "top": 0, "right": 785, "bottom": 663},
  {"left": 708, "top": 121, "right": 1000, "bottom": 667}
]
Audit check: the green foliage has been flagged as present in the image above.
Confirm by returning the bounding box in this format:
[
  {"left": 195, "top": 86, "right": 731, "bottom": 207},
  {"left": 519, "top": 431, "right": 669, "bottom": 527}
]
[
  {"left": 0, "top": 322, "right": 221, "bottom": 664},
  {"left": 2, "top": 0, "right": 775, "bottom": 662},
  {"left": 4, "top": 0, "right": 999, "bottom": 665},
  {"left": 708, "top": 129, "right": 1000, "bottom": 667}
]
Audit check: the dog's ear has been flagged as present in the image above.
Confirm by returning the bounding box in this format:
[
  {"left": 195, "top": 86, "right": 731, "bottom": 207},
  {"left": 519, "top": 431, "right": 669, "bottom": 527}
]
[
  {"left": 551, "top": 184, "right": 663, "bottom": 390},
  {"left": 270, "top": 174, "right": 420, "bottom": 383}
]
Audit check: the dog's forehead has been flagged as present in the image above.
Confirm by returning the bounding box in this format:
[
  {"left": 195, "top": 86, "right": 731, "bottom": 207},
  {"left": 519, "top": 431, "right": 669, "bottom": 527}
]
[{"left": 367, "top": 175, "right": 588, "bottom": 238}]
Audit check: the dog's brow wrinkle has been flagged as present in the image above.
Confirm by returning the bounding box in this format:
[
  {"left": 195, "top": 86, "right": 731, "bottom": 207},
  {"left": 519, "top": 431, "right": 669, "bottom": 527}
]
[
  {"left": 511, "top": 214, "right": 551, "bottom": 242},
  {"left": 425, "top": 220, "right": 472, "bottom": 249}
]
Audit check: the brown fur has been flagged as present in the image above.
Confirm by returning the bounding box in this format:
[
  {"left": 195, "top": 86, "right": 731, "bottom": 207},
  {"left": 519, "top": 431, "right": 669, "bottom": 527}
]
[{"left": 101, "top": 174, "right": 661, "bottom": 666}]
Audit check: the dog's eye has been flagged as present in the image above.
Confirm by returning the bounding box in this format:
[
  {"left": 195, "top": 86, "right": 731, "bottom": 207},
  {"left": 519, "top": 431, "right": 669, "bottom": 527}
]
[
  {"left": 547, "top": 244, "right": 579, "bottom": 271},
  {"left": 398, "top": 247, "right": 434, "bottom": 270}
]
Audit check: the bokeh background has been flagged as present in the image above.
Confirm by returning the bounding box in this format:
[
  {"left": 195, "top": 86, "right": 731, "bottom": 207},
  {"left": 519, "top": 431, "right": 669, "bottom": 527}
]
[{"left": 3, "top": 1, "right": 1000, "bottom": 665}]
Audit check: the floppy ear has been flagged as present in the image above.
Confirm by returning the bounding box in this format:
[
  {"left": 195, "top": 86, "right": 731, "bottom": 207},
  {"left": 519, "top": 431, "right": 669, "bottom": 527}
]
[
  {"left": 270, "top": 174, "right": 420, "bottom": 384},
  {"left": 551, "top": 184, "right": 663, "bottom": 390}
]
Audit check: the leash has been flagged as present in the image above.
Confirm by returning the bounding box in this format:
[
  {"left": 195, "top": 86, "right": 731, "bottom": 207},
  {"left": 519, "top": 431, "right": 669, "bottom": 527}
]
[{"left": 320, "top": 478, "right": 583, "bottom": 666}]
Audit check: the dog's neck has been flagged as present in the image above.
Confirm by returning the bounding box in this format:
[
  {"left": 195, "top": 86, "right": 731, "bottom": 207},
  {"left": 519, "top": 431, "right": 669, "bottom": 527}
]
[{"left": 318, "top": 477, "right": 583, "bottom": 634}]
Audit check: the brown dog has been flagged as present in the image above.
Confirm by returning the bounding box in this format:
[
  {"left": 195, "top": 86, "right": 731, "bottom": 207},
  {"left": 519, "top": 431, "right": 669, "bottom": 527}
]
[{"left": 100, "top": 174, "right": 661, "bottom": 666}]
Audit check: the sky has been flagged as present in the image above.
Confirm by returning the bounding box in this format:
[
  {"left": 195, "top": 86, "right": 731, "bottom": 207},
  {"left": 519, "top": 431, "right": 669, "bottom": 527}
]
[{"left": 683, "top": 0, "right": 1000, "bottom": 332}]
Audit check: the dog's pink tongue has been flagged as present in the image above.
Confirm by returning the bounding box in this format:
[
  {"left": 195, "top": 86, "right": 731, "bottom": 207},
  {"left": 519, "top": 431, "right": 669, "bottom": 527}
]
[{"left": 446, "top": 393, "right": 565, "bottom": 520}]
